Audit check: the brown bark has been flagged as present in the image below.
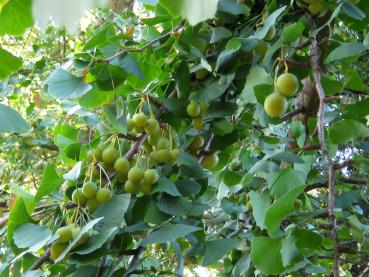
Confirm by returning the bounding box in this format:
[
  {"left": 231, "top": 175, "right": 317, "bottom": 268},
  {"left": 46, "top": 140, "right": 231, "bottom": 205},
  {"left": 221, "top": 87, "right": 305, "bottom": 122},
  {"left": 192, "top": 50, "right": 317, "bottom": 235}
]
[{"left": 108, "top": 0, "right": 134, "bottom": 13}]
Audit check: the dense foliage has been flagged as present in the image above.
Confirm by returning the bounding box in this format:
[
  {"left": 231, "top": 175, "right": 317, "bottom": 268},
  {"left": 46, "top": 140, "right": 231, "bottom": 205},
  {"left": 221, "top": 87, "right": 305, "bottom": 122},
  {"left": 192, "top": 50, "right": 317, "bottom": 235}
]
[{"left": 1, "top": 0, "right": 369, "bottom": 276}]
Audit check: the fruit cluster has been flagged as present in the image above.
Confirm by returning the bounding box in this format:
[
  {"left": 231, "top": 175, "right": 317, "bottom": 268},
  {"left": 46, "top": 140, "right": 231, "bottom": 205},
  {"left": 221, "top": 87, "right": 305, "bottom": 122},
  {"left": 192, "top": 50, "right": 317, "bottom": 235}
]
[
  {"left": 264, "top": 72, "right": 299, "bottom": 118},
  {"left": 186, "top": 101, "right": 208, "bottom": 131}
]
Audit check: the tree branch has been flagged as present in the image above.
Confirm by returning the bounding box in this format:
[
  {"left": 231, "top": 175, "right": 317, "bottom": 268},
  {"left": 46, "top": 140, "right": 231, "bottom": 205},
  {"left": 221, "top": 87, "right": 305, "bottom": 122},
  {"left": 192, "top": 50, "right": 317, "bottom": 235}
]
[
  {"left": 280, "top": 107, "right": 305, "bottom": 122},
  {"left": 310, "top": 31, "right": 340, "bottom": 276},
  {"left": 333, "top": 159, "right": 354, "bottom": 170},
  {"left": 29, "top": 249, "right": 51, "bottom": 271}
]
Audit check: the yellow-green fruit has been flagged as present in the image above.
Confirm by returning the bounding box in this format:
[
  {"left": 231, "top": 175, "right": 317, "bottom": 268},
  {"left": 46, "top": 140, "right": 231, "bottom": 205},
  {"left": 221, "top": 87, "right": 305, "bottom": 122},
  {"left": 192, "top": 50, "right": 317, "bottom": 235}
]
[
  {"left": 145, "top": 118, "right": 160, "bottom": 135},
  {"left": 56, "top": 226, "right": 73, "bottom": 242},
  {"left": 186, "top": 102, "right": 201, "bottom": 118},
  {"left": 153, "top": 243, "right": 161, "bottom": 250},
  {"left": 148, "top": 133, "right": 160, "bottom": 145},
  {"left": 127, "top": 118, "right": 134, "bottom": 132},
  {"left": 86, "top": 198, "right": 100, "bottom": 213},
  {"left": 265, "top": 25, "right": 276, "bottom": 41},
  {"left": 102, "top": 146, "right": 118, "bottom": 165},
  {"left": 308, "top": 2, "right": 324, "bottom": 15},
  {"left": 82, "top": 181, "right": 98, "bottom": 198},
  {"left": 144, "top": 169, "right": 159, "bottom": 185},
  {"left": 229, "top": 160, "right": 241, "bottom": 171},
  {"left": 87, "top": 149, "right": 102, "bottom": 162},
  {"left": 190, "top": 136, "right": 204, "bottom": 150},
  {"left": 263, "top": 92, "right": 287, "bottom": 117},
  {"left": 170, "top": 149, "right": 180, "bottom": 161},
  {"left": 50, "top": 242, "right": 67, "bottom": 261},
  {"left": 128, "top": 166, "right": 144, "bottom": 183},
  {"left": 246, "top": 200, "right": 252, "bottom": 210},
  {"left": 254, "top": 42, "right": 268, "bottom": 56},
  {"left": 72, "top": 188, "right": 88, "bottom": 205},
  {"left": 276, "top": 73, "right": 299, "bottom": 96},
  {"left": 96, "top": 188, "right": 112, "bottom": 203},
  {"left": 156, "top": 138, "right": 170, "bottom": 150},
  {"left": 125, "top": 180, "right": 139, "bottom": 194},
  {"left": 154, "top": 149, "right": 171, "bottom": 163},
  {"left": 195, "top": 68, "right": 209, "bottom": 80},
  {"left": 71, "top": 226, "right": 89, "bottom": 245},
  {"left": 114, "top": 157, "right": 130, "bottom": 175},
  {"left": 133, "top": 112, "right": 147, "bottom": 128},
  {"left": 140, "top": 180, "right": 153, "bottom": 195},
  {"left": 134, "top": 126, "right": 145, "bottom": 134},
  {"left": 199, "top": 102, "right": 209, "bottom": 116},
  {"left": 201, "top": 154, "right": 219, "bottom": 169},
  {"left": 192, "top": 118, "right": 204, "bottom": 130},
  {"left": 341, "top": 263, "right": 350, "bottom": 270}
]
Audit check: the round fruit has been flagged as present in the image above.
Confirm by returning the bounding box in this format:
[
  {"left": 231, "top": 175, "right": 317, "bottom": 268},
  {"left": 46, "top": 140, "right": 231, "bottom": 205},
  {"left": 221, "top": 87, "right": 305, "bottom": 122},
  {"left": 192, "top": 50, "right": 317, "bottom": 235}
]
[
  {"left": 195, "top": 68, "right": 209, "bottom": 80},
  {"left": 134, "top": 126, "right": 145, "bottom": 134},
  {"left": 276, "top": 73, "right": 299, "bottom": 96},
  {"left": 186, "top": 102, "right": 201, "bottom": 118},
  {"left": 114, "top": 157, "right": 130, "bottom": 175},
  {"left": 144, "top": 169, "right": 159, "bottom": 185},
  {"left": 125, "top": 180, "right": 139, "bottom": 194},
  {"left": 56, "top": 226, "right": 73, "bottom": 242},
  {"left": 265, "top": 25, "right": 276, "bottom": 41},
  {"left": 263, "top": 92, "right": 287, "bottom": 118},
  {"left": 87, "top": 149, "right": 102, "bottom": 162},
  {"left": 192, "top": 118, "right": 204, "bottom": 131},
  {"left": 308, "top": 2, "right": 324, "bottom": 15},
  {"left": 96, "top": 188, "right": 113, "bottom": 203},
  {"left": 72, "top": 188, "right": 88, "bottom": 205},
  {"left": 229, "top": 160, "right": 241, "bottom": 171},
  {"left": 102, "top": 146, "right": 118, "bottom": 165},
  {"left": 170, "top": 149, "right": 180, "bottom": 161},
  {"left": 50, "top": 242, "right": 67, "bottom": 261},
  {"left": 154, "top": 149, "right": 171, "bottom": 163},
  {"left": 190, "top": 136, "right": 204, "bottom": 150},
  {"left": 201, "top": 153, "right": 219, "bottom": 169},
  {"left": 127, "top": 118, "right": 134, "bottom": 131},
  {"left": 145, "top": 118, "right": 160, "bottom": 135},
  {"left": 254, "top": 42, "right": 268, "bottom": 56},
  {"left": 128, "top": 166, "right": 144, "bottom": 183},
  {"left": 140, "top": 180, "right": 153, "bottom": 195},
  {"left": 246, "top": 200, "right": 252, "bottom": 210},
  {"left": 82, "top": 181, "right": 98, "bottom": 198},
  {"left": 148, "top": 133, "right": 160, "bottom": 145},
  {"left": 156, "top": 137, "right": 170, "bottom": 150},
  {"left": 86, "top": 198, "right": 100, "bottom": 213},
  {"left": 341, "top": 263, "right": 350, "bottom": 270},
  {"left": 199, "top": 102, "right": 209, "bottom": 116},
  {"left": 153, "top": 243, "right": 161, "bottom": 250},
  {"left": 132, "top": 112, "right": 147, "bottom": 128},
  {"left": 294, "top": 199, "right": 303, "bottom": 210}
]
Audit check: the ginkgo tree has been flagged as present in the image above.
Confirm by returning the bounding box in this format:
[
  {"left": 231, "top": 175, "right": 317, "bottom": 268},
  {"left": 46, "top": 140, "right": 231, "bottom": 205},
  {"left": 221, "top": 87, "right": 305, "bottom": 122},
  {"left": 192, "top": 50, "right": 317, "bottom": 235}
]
[{"left": 1, "top": 0, "right": 369, "bottom": 276}]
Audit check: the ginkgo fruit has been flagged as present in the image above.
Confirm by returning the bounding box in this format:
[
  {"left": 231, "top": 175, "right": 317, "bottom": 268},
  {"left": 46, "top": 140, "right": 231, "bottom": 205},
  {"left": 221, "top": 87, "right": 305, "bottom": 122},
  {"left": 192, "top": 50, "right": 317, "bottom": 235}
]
[
  {"left": 140, "top": 180, "right": 153, "bottom": 195},
  {"left": 128, "top": 166, "right": 144, "bottom": 183},
  {"left": 308, "top": 0, "right": 324, "bottom": 15},
  {"left": 190, "top": 136, "right": 204, "bottom": 150},
  {"left": 144, "top": 169, "right": 159, "bottom": 185},
  {"left": 56, "top": 226, "right": 73, "bottom": 242},
  {"left": 125, "top": 180, "right": 139, "bottom": 194},
  {"left": 72, "top": 188, "right": 88, "bottom": 205},
  {"left": 82, "top": 181, "right": 98, "bottom": 198},
  {"left": 154, "top": 149, "right": 171, "bottom": 163},
  {"left": 192, "top": 118, "right": 204, "bottom": 130},
  {"left": 264, "top": 92, "right": 287, "bottom": 117},
  {"left": 294, "top": 199, "right": 303, "bottom": 210},
  {"left": 96, "top": 188, "right": 112, "bottom": 203},
  {"left": 133, "top": 112, "right": 147, "bottom": 128},
  {"left": 156, "top": 137, "right": 170, "bottom": 150},
  {"left": 145, "top": 118, "right": 160, "bottom": 135},
  {"left": 114, "top": 157, "right": 130, "bottom": 175},
  {"left": 201, "top": 153, "right": 219, "bottom": 169},
  {"left": 102, "top": 146, "right": 118, "bottom": 165},
  {"left": 186, "top": 102, "right": 201, "bottom": 118},
  {"left": 276, "top": 73, "right": 299, "bottom": 96},
  {"left": 86, "top": 198, "right": 100, "bottom": 213},
  {"left": 50, "top": 242, "right": 67, "bottom": 261},
  {"left": 86, "top": 149, "right": 102, "bottom": 162}
]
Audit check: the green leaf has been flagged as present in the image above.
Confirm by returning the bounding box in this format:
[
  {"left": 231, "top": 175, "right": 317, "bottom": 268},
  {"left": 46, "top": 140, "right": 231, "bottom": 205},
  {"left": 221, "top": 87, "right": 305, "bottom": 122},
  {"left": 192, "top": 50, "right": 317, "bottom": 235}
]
[
  {"left": 55, "top": 218, "right": 103, "bottom": 263},
  {"left": 144, "top": 200, "right": 170, "bottom": 225},
  {"left": 250, "top": 191, "right": 271, "bottom": 230},
  {"left": 241, "top": 66, "right": 273, "bottom": 103},
  {"left": 46, "top": 68, "right": 92, "bottom": 99},
  {"left": 75, "top": 227, "right": 117, "bottom": 255},
  {"left": 175, "top": 179, "right": 201, "bottom": 196},
  {"left": 93, "top": 194, "right": 131, "bottom": 230},
  {"left": 264, "top": 186, "right": 305, "bottom": 237},
  {"left": 282, "top": 22, "right": 305, "bottom": 43},
  {"left": 253, "top": 6, "right": 286, "bottom": 40},
  {"left": 330, "top": 119, "right": 369, "bottom": 144},
  {"left": 10, "top": 184, "right": 34, "bottom": 214},
  {"left": 348, "top": 215, "right": 364, "bottom": 242},
  {"left": 210, "top": 27, "right": 232, "bottom": 44},
  {"left": 161, "top": 97, "right": 187, "bottom": 117},
  {"left": 159, "top": 0, "right": 219, "bottom": 26},
  {"left": 13, "top": 224, "right": 52, "bottom": 249},
  {"left": 267, "top": 168, "right": 305, "bottom": 198},
  {"left": 344, "top": 69, "right": 365, "bottom": 91},
  {"left": 232, "top": 253, "right": 251, "bottom": 276},
  {"left": 174, "top": 61, "right": 190, "bottom": 99},
  {"left": 177, "top": 151, "right": 206, "bottom": 178},
  {"left": 103, "top": 104, "right": 127, "bottom": 134},
  {"left": 83, "top": 24, "right": 116, "bottom": 51},
  {"left": 0, "top": 104, "right": 29, "bottom": 133},
  {"left": 191, "top": 81, "right": 229, "bottom": 102},
  {"left": 291, "top": 121, "right": 306, "bottom": 148},
  {"left": 254, "top": 84, "right": 274, "bottom": 104},
  {"left": 294, "top": 229, "right": 322, "bottom": 250},
  {"left": 202, "top": 239, "right": 238, "bottom": 266},
  {"left": 250, "top": 236, "right": 284, "bottom": 275},
  {"left": 0, "top": 0, "right": 33, "bottom": 35},
  {"left": 110, "top": 54, "right": 144, "bottom": 79},
  {"left": 345, "top": 98, "right": 369, "bottom": 122},
  {"left": 281, "top": 234, "right": 302, "bottom": 267},
  {"left": 157, "top": 194, "right": 192, "bottom": 216},
  {"left": 35, "top": 164, "right": 64, "bottom": 203},
  {"left": 212, "top": 120, "right": 234, "bottom": 136},
  {"left": 218, "top": 0, "right": 250, "bottom": 15},
  {"left": 138, "top": 224, "right": 200, "bottom": 246},
  {"left": 324, "top": 42, "right": 367, "bottom": 64},
  {"left": 321, "top": 76, "right": 343, "bottom": 96},
  {"left": 79, "top": 88, "right": 115, "bottom": 109},
  {"left": 152, "top": 177, "right": 181, "bottom": 196},
  {"left": 215, "top": 48, "right": 239, "bottom": 73},
  {"left": 203, "top": 102, "right": 237, "bottom": 119},
  {"left": 341, "top": 2, "right": 366, "bottom": 20},
  {"left": 0, "top": 48, "right": 22, "bottom": 79},
  {"left": 269, "top": 151, "right": 305, "bottom": 164}
]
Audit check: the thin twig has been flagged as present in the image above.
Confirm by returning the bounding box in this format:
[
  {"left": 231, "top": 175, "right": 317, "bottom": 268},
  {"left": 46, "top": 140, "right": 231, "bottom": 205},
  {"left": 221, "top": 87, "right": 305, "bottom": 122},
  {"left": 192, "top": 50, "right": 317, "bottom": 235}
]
[
  {"left": 310, "top": 31, "right": 340, "bottom": 276},
  {"left": 280, "top": 107, "right": 305, "bottom": 122},
  {"left": 29, "top": 249, "right": 51, "bottom": 271}
]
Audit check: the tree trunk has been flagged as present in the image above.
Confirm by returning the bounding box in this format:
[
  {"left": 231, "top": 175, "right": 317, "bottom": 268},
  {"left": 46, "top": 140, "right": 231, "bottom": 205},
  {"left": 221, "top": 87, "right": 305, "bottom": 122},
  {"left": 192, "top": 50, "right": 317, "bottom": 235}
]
[{"left": 109, "top": 0, "right": 134, "bottom": 13}]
